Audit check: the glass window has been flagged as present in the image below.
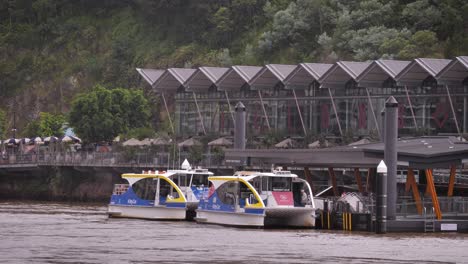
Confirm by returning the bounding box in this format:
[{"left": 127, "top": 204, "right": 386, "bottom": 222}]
[{"left": 271, "top": 177, "right": 291, "bottom": 191}]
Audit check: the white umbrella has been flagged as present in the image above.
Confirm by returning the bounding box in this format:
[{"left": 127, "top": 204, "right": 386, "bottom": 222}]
[
  {"left": 70, "top": 136, "right": 82, "bottom": 143},
  {"left": 4, "top": 138, "right": 20, "bottom": 145},
  {"left": 178, "top": 138, "right": 202, "bottom": 148},
  {"left": 61, "top": 135, "right": 73, "bottom": 143},
  {"left": 44, "top": 136, "right": 58, "bottom": 143},
  {"left": 208, "top": 137, "right": 233, "bottom": 147},
  {"left": 274, "top": 138, "right": 296, "bottom": 149},
  {"left": 140, "top": 138, "right": 152, "bottom": 146},
  {"left": 122, "top": 138, "right": 143, "bottom": 146},
  {"left": 20, "top": 138, "right": 31, "bottom": 144},
  {"left": 152, "top": 137, "right": 170, "bottom": 146},
  {"left": 33, "top": 137, "right": 43, "bottom": 143},
  {"left": 308, "top": 139, "right": 330, "bottom": 149}
]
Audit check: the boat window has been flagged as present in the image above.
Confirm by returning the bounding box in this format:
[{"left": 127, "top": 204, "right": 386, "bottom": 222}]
[
  {"left": 262, "top": 177, "right": 270, "bottom": 191},
  {"left": 271, "top": 177, "right": 291, "bottom": 191},
  {"left": 177, "top": 175, "right": 187, "bottom": 187},
  {"left": 252, "top": 177, "right": 261, "bottom": 192},
  {"left": 216, "top": 181, "right": 238, "bottom": 205},
  {"left": 132, "top": 178, "right": 157, "bottom": 200},
  {"left": 191, "top": 174, "right": 209, "bottom": 187},
  {"left": 160, "top": 179, "right": 179, "bottom": 199}
]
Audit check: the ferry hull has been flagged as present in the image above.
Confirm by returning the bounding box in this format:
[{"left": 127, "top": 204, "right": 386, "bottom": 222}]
[
  {"left": 108, "top": 204, "right": 186, "bottom": 220},
  {"left": 195, "top": 209, "right": 265, "bottom": 227},
  {"left": 195, "top": 208, "right": 315, "bottom": 228},
  {"left": 265, "top": 208, "right": 315, "bottom": 227}
]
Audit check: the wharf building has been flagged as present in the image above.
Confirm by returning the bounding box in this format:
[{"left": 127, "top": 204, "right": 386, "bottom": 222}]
[{"left": 137, "top": 57, "right": 468, "bottom": 139}]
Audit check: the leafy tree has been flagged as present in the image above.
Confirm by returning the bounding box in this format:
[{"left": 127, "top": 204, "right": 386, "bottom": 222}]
[
  {"left": 22, "top": 119, "right": 40, "bottom": 138},
  {"left": 38, "top": 112, "right": 65, "bottom": 136},
  {"left": 402, "top": 0, "right": 442, "bottom": 31},
  {"left": 68, "top": 85, "right": 150, "bottom": 143},
  {"left": 21, "top": 112, "right": 65, "bottom": 137}
]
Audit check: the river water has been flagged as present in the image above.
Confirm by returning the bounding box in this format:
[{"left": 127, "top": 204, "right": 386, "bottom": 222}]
[{"left": 0, "top": 202, "right": 467, "bottom": 264}]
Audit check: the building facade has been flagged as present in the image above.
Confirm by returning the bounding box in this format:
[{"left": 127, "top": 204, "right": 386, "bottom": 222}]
[{"left": 137, "top": 57, "right": 468, "bottom": 139}]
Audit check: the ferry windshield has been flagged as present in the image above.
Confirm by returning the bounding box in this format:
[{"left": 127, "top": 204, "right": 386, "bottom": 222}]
[
  {"left": 132, "top": 178, "right": 157, "bottom": 200},
  {"left": 190, "top": 174, "right": 209, "bottom": 187},
  {"left": 271, "top": 177, "right": 291, "bottom": 191}
]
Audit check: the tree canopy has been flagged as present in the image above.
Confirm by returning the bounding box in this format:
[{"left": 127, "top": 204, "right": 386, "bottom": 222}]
[
  {"left": 68, "top": 85, "right": 150, "bottom": 143},
  {"left": 22, "top": 112, "right": 65, "bottom": 138}
]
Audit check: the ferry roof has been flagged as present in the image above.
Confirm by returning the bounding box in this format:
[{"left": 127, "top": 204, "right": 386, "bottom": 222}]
[{"left": 209, "top": 170, "right": 298, "bottom": 182}]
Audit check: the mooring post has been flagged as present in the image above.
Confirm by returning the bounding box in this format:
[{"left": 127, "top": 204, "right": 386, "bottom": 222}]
[
  {"left": 234, "top": 102, "right": 246, "bottom": 168},
  {"left": 234, "top": 102, "right": 246, "bottom": 149},
  {"left": 384, "top": 96, "right": 398, "bottom": 220},
  {"left": 376, "top": 160, "right": 388, "bottom": 234}
]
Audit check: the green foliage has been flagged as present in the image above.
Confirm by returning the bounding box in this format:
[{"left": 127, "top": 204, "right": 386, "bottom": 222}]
[
  {"left": 68, "top": 85, "right": 150, "bottom": 143},
  {"left": 38, "top": 112, "right": 65, "bottom": 136},
  {"left": 21, "top": 112, "right": 65, "bottom": 137},
  {"left": 125, "top": 127, "right": 156, "bottom": 140},
  {"left": 1, "top": 0, "right": 467, "bottom": 130},
  {"left": 188, "top": 145, "right": 204, "bottom": 164}
]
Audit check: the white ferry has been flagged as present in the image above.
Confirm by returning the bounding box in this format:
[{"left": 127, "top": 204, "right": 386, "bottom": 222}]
[
  {"left": 195, "top": 168, "right": 316, "bottom": 227},
  {"left": 108, "top": 160, "right": 213, "bottom": 220}
]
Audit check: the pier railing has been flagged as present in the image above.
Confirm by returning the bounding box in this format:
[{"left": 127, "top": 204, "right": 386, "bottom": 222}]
[
  {"left": 397, "top": 196, "right": 468, "bottom": 218},
  {"left": 0, "top": 151, "right": 229, "bottom": 170}
]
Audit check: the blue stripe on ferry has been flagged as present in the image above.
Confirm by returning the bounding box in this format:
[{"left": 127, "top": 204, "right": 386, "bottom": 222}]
[
  {"left": 245, "top": 208, "right": 265, "bottom": 215},
  {"left": 166, "top": 202, "right": 186, "bottom": 208}
]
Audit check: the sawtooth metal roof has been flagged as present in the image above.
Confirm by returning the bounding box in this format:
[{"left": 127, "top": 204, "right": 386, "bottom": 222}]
[
  {"left": 152, "top": 68, "right": 196, "bottom": 92},
  {"left": 284, "top": 63, "right": 333, "bottom": 89},
  {"left": 137, "top": 57, "right": 467, "bottom": 93},
  {"left": 136, "top": 68, "right": 165, "bottom": 86},
  {"left": 436, "top": 56, "right": 468, "bottom": 86},
  {"left": 319, "top": 61, "right": 371, "bottom": 89},
  {"left": 395, "top": 58, "right": 451, "bottom": 86},
  {"left": 356, "top": 60, "right": 410, "bottom": 87},
  {"left": 185, "top": 67, "right": 229, "bottom": 92},
  {"left": 249, "top": 64, "right": 296, "bottom": 90},
  {"left": 216, "top": 66, "right": 263, "bottom": 91}
]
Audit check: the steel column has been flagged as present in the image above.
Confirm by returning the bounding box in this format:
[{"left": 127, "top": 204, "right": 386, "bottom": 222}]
[
  {"left": 327, "top": 168, "right": 338, "bottom": 196},
  {"left": 384, "top": 96, "right": 398, "bottom": 220},
  {"left": 425, "top": 169, "right": 442, "bottom": 220},
  {"left": 292, "top": 89, "right": 307, "bottom": 136},
  {"left": 448, "top": 165, "right": 456, "bottom": 197},
  {"left": 354, "top": 168, "right": 364, "bottom": 193},
  {"left": 192, "top": 92, "right": 207, "bottom": 135},
  {"left": 328, "top": 87, "right": 343, "bottom": 136}
]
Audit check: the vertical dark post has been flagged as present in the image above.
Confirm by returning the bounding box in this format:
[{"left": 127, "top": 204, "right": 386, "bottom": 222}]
[
  {"left": 12, "top": 110, "right": 17, "bottom": 138},
  {"left": 376, "top": 160, "right": 387, "bottom": 234},
  {"left": 380, "top": 108, "right": 385, "bottom": 142},
  {"left": 384, "top": 96, "right": 398, "bottom": 220},
  {"left": 234, "top": 102, "right": 246, "bottom": 150}
]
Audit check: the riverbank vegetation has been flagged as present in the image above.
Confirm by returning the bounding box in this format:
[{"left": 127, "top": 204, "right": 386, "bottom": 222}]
[{"left": 0, "top": 0, "right": 467, "bottom": 140}]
